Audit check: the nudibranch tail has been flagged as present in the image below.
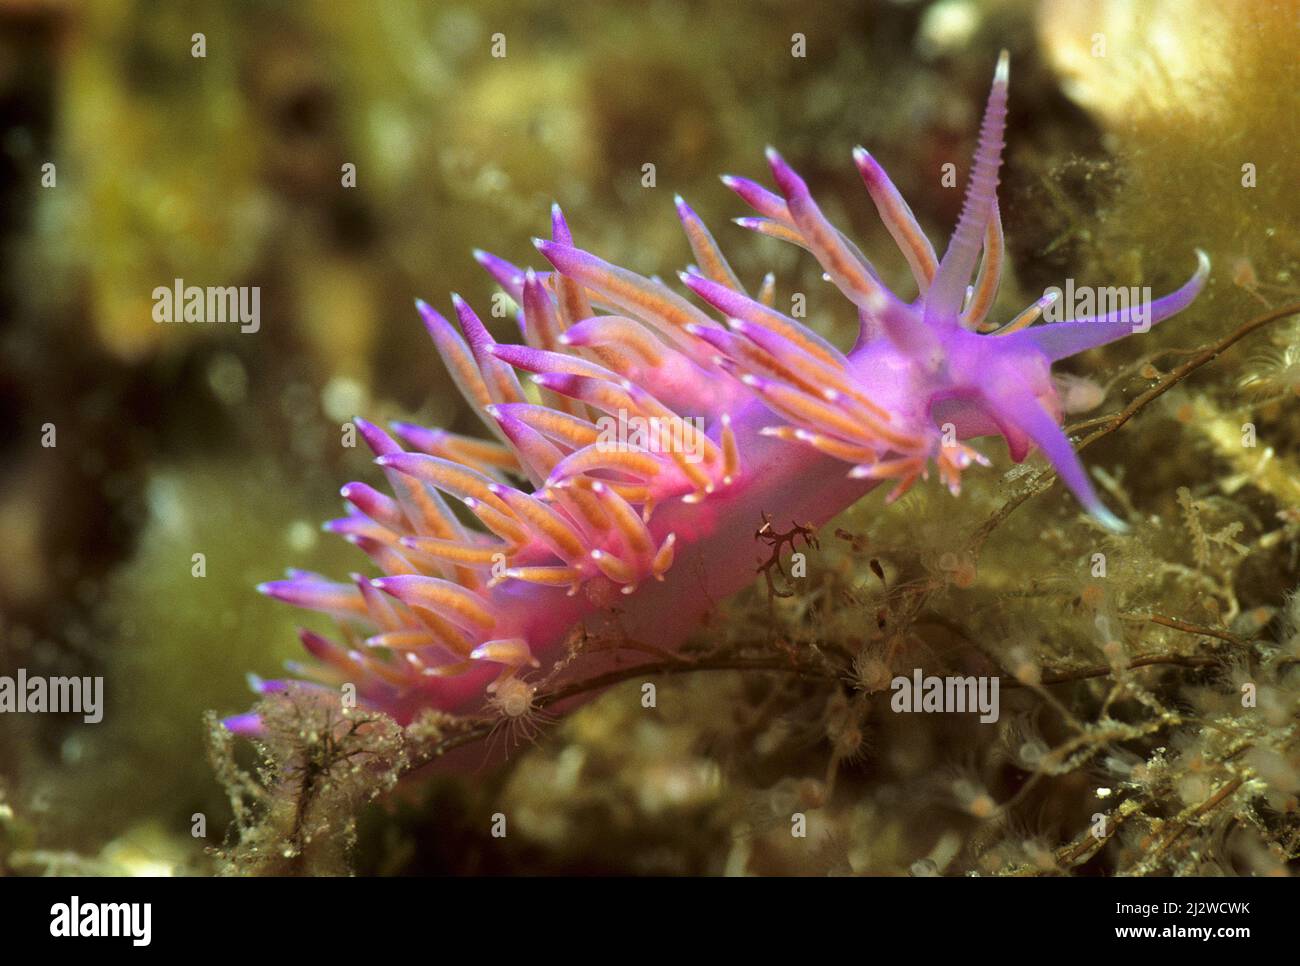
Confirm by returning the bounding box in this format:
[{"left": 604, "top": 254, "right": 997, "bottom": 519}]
[{"left": 231, "top": 51, "right": 1208, "bottom": 735}]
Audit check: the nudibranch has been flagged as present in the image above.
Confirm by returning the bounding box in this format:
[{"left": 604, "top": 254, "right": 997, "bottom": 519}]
[{"left": 228, "top": 52, "right": 1208, "bottom": 733}]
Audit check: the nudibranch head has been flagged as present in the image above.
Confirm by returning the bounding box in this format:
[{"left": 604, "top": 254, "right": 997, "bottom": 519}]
[{"left": 232, "top": 51, "right": 1208, "bottom": 732}]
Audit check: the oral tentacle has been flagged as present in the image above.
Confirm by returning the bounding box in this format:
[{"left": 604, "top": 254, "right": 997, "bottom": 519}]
[{"left": 1006, "top": 249, "right": 1211, "bottom": 361}]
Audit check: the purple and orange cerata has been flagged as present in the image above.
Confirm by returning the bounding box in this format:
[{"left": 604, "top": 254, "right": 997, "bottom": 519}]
[{"left": 231, "top": 52, "right": 1209, "bottom": 736}]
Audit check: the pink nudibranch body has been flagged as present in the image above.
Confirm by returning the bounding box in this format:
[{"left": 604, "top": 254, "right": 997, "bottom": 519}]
[{"left": 233, "top": 52, "right": 1209, "bottom": 733}]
